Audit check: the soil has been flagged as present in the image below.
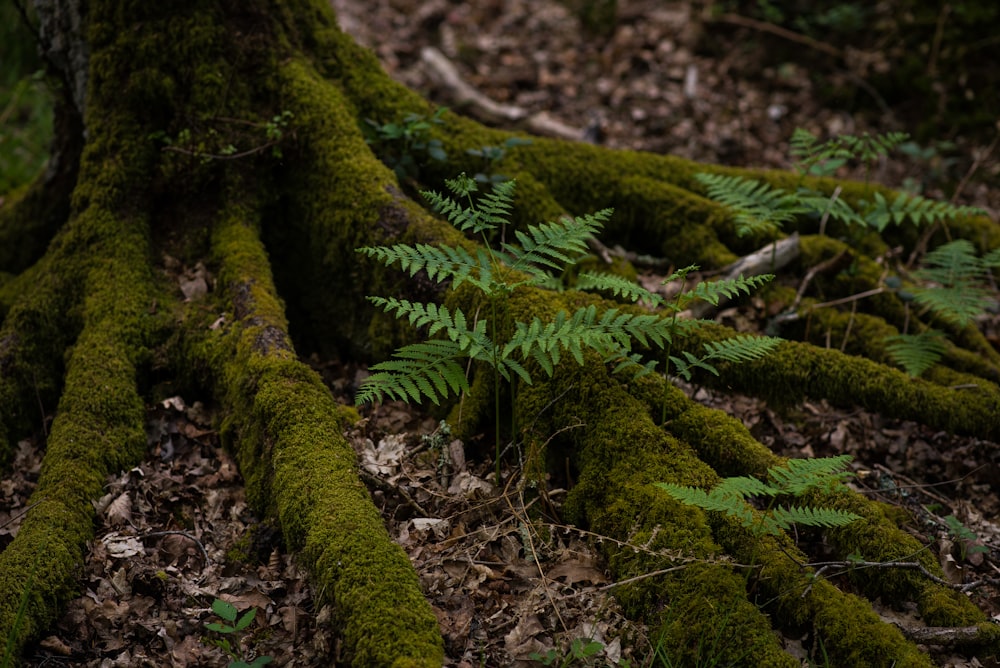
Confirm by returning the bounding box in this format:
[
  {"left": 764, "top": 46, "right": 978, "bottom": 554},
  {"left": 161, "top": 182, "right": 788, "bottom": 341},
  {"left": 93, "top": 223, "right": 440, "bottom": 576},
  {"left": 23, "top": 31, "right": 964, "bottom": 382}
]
[{"left": 5, "top": 1, "right": 1000, "bottom": 666}]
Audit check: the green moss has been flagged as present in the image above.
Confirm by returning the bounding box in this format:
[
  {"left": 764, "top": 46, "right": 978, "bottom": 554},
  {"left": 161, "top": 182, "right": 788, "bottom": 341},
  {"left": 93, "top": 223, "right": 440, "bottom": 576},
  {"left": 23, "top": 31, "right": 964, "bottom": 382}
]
[{"left": 186, "top": 182, "right": 444, "bottom": 666}]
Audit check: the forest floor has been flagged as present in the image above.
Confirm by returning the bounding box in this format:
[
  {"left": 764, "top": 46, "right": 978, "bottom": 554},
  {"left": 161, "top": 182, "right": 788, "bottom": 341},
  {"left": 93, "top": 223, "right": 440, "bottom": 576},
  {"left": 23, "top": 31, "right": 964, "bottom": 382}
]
[{"left": 5, "top": 1, "right": 1000, "bottom": 666}]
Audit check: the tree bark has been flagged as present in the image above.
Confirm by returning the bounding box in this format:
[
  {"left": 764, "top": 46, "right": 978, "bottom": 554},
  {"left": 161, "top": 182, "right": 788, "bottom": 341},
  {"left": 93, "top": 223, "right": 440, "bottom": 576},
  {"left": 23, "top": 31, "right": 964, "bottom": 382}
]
[{"left": 1, "top": 0, "right": 998, "bottom": 666}]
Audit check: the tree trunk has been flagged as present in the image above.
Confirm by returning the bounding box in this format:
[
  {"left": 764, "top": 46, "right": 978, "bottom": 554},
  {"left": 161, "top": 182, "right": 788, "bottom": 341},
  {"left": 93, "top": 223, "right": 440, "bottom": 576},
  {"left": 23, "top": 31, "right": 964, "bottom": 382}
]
[{"left": 1, "top": 1, "right": 998, "bottom": 666}]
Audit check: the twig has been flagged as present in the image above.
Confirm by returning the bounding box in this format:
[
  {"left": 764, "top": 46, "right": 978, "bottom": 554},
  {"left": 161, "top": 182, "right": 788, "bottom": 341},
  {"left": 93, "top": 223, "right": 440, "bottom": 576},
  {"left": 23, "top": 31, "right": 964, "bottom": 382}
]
[
  {"left": 357, "top": 467, "right": 430, "bottom": 517},
  {"left": 710, "top": 13, "right": 845, "bottom": 59},
  {"left": 420, "top": 46, "right": 584, "bottom": 141},
  {"left": 161, "top": 141, "right": 281, "bottom": 161},
  {"left": 791, "top": 248, "right": 850, "bottom": 311}
]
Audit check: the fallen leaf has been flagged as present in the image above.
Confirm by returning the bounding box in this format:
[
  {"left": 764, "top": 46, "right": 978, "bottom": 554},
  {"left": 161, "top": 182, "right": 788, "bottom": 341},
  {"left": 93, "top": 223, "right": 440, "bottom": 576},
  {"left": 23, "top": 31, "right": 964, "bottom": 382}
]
[{"left": 106, "top": 492, "right": 132, "bottom": 526}]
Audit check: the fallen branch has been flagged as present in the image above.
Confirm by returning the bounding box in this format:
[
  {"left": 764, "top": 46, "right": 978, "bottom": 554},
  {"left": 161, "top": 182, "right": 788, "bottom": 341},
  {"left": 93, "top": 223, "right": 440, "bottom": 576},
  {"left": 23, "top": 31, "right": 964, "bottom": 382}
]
[{"left": 421, "top": 46, "right": 585, "bottom": 142}]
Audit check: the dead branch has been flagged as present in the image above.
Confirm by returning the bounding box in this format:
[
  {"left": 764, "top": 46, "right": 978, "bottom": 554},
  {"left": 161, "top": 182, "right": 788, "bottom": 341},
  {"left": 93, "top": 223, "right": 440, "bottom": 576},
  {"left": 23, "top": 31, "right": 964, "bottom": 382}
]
[{"left": 420, "top": 46, "right": 585, "bottom": 142}]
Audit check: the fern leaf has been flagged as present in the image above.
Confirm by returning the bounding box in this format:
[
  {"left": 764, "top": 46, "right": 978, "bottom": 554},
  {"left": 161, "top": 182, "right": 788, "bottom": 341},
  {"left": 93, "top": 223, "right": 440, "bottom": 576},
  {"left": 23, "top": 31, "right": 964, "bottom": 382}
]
[
  {"left": 769, "top": 505, "right": 861, "bottom": 530},
  {"left": 670, "top": 351, "right": 718, "bottom": 380},
  {"left": 864, "top": 192, "right": 985, "bottom": 232},
  {"left": 701, "top": 335, "right": 782, "bottom": 364},
  {"left": 422, "top": 174, "right": 517, "bottom": 235},
  {"left": 684, "top": 274, "right": 774, "bottom": 306},
  {"left": 367, "top": 297, "right": 492, "bottom": 358},
  {"left": 576, "top": 271, "right": 663, "bottom": 305},
  {"left": 695, "top": 173, "right": 804, "bottom": 238},
  {"left": 357, "top": 243, "right": 499, "bottom": 291},
  {"left": 885, "top": 330, "right": 948, "bottom": 377},
  {"left": 768, "top": 455, "right": 853, "bottom": 495},
  {"left": 504, "top": 210, "right": 612, "bottom": 275},
  {"left": 355, "top": 339, "right": 470, "bottom": 405}
]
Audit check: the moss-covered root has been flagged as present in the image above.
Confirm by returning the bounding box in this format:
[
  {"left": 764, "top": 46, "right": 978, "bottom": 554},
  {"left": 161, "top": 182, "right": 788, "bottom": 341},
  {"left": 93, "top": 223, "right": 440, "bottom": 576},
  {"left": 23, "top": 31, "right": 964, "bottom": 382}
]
[
  {"left": 633, "top": 371, "right": 984, "bottom": 631},
  {"left": 196, "top": 199, "right": 443, "bottom": 667},
  {"left": 518, "top": 355, "right": 944, "bottom": 666},
  {"left": 516, "top": 363, "right": 797, "bottom": 666},
  {"left": 0, "top": 220, "right": 151, "bottom": 662},
  {"left": 681, "top": 322, "right": 1000, "bottom": 442}
]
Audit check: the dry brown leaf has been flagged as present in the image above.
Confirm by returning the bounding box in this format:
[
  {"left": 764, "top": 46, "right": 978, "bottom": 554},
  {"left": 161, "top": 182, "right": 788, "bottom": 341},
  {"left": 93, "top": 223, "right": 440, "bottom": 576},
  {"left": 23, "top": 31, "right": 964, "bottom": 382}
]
[
  {"left": 547, "top": 559, "right": 608, "bottom": 585},
  {"left": 105, "top": 492, "right": 132, "bottom": 526},
  {"left": 39, "top": 636, "right": 72, "bottom": 656}
]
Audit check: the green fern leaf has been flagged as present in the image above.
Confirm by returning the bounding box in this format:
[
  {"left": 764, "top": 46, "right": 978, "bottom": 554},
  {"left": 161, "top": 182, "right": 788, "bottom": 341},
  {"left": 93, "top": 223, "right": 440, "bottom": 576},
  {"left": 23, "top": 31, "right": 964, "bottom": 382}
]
[
  {"left": 357, "top": 243, "right": 496, "bottom": 291},
  {"left": 864, "top": 192, "right": 985, "bottom": 232},
  {"left": 367, "top": 297, "right": 492, "bottom": 358},
  {"left": 504, "top": 210, "right": 612, "bottom": 276},
  {"left": 910, "top": 239, "right": 993, "bottom": 327},
  {"left": 355, "top": 339, "right": 471, "bottom": 405},
  {"left": 769, "top": 505, "right": 861, "bottom": 530},
  {"left": 768, "top": 455, "right": 854, "bottom": 495},
  {"left": 885, "top": 330, "right": 948, "bottom": 377},
  {"left": 695, "top": 173, "right": 804, "bottom": 238},
  {"left": 701, "top": 334, "right": 782, "bottom": 365},
  {"left": 576, "top": 271, "right": 663, "bottom": 305},
  {"left": 684, "top": 274, "right": 774, "bottom": 306}
]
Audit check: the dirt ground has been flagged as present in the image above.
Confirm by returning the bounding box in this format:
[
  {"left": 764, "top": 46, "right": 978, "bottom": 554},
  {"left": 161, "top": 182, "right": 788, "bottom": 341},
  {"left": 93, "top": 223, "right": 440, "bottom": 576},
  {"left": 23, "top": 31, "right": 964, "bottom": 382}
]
[{"left": 5, "top": 1, "right": 1000, "bottom": 666}]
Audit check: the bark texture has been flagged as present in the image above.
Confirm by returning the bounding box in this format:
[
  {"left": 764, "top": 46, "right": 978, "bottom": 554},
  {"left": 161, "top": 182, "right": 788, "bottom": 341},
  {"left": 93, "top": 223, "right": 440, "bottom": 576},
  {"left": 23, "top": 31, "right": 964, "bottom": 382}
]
[{"left": 1, "top": 0, "right": 999, "bottom": 665}]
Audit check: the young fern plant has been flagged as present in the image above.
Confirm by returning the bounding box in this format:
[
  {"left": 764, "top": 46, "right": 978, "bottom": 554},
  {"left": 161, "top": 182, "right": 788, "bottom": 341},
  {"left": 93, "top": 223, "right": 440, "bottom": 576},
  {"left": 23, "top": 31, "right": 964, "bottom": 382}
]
[
  {"left": 886, "top": 239, "right": 1000, "bottom": 376},
  {"left": 657, "top": 454, "right": 861, "bottom": 539},
  {"left": 356, "top": 174, "right": 780, "bottom": 479},
  {"left": 697, "top": 128, "right": 992, "bottom": 378}
]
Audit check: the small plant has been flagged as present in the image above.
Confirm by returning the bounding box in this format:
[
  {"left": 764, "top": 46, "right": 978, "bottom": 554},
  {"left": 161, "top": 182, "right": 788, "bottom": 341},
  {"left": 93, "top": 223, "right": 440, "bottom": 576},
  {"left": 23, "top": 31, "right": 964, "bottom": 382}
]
[
  {"left": 530, "top": 637, "right": 605, "bottom": 667},
  {"left": 364, "top": 107, "right": 448, "bottom": 181},
  {"left": 886, "top": 239, "right": 1000, "bottom": 375},
  {"left": 356, "top": 174, "right": 778, "bottom": 480},
  {"left": 943, "top": 514, "right": 989, "bottom": 562},
  {"left": 657, "top": 455, "right": 860, "bottom": 538},
  {"left": 203, "top": 598, "right": 272, "bottom": 668},
  {"left": 466, "top": 136, "right": 533, "bottom": 186}
]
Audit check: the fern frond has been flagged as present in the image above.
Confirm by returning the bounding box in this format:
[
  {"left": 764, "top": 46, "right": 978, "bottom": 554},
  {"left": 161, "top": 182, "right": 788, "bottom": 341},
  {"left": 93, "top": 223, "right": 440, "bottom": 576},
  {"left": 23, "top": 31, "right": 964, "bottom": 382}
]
[
  {"left": 769, "top": 505, "right": 861, "bottom": 530},
  {"left": 864, "top": 192, "right": 986, "bottom": 232},
  {"left": 357, "top": 243, "right": 496, "bottom": 290},
  {"left": 669, "top": 350, "right": 720, "bottom": 380},
  {"left": 422, "top": 173, "right": 517, "bottom": 235},
  {"left": 367, "top": 297, "right": 492, "bottom": 358},
  {"left": 908, "top": 239, "right": 992, "bottom": 326},
  {"left": 768, "top": 455, "right": 853, "bottom": 495},
  {"left": 504, "top": 306, "right": 621, "bottom": 373},
  {"left": 657, "top": 454, "right": 860, "bottom": 537},
  {"left": 911, "top": 286, "right": 989, "bottom": 328},
  {"left": 504, "top": 210, "right": 612, "bottom": 275},
  {"left": 684, "top": 274, "right": 774, "bottom": 306},
  {"left": 701, "top": 335, "right": 782, "bottom": 364},
  {"left": 655, "top": 483, "right": 751, "bottom": 519},
  {"left": 695, "top": 173, "right": 804, "bottom": 238},
  {"left": 355, "top": 339, "right": 470, "bottom": 405},
  {"left": 576, "top": 270, "right": 663, "bottom": 305},
  {"left": 794, "top": 188, "right": 865, "bottom": 226},
  {"left": 885, "top": 330, "right": 948, "bottom": 377}
]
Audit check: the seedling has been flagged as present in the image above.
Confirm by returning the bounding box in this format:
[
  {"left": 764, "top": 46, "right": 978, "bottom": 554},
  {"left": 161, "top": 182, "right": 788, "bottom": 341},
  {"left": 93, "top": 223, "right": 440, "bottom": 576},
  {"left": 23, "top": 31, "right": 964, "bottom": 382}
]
[{"left": 203, "top": 598, "right": 272, "bottom": 668}]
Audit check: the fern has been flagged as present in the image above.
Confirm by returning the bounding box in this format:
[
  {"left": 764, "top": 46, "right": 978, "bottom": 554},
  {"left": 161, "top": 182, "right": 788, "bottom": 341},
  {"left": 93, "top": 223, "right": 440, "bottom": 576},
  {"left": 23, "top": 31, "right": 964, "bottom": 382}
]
[
  {"left": 685, "top": 274, "right": 774, "bottom": 307},
  {"left": 863, "top": 191, "right": 985, "bottom": 232},
  {"left": 694, "top": 172, "right": 804, "bottom": 238},
  {"left": 357, "top": 243, "right": 496, "bottom": 291},
  {"left": 885, "top": 331, "right": 948, "bottom": 377},
  {"left": 670, "top": 335, "right": 781, "bottom": 381},
  {"left": 656, "top": 455, "right": 860, "bottom": 537},
  {"left": 358, "top": 173, "right": 779, "bottom": 479},
  {"left": 354, "top": 339, "right": 471, "bottom": 406},
  {"left": 911, "top": 239, "right": 994, "bottom": 327},
  {"left": 790, "top": 128, "right": 909, "bottom": 177}
]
